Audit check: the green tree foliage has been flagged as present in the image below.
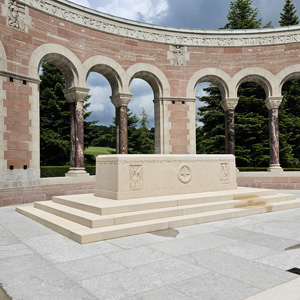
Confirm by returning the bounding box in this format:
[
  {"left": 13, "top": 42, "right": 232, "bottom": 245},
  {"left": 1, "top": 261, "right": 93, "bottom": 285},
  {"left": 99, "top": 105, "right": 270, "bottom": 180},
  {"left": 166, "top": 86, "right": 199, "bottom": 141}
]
[
  {"left": 40, "top": 63, "right": 70, "bottom": 166},
  {"left": 130, "top": 108, "right": 155, "bottom": 154},
  {"left": 222, "top": 0, "right": 261, "bottom": 29},
  {"left": 196, "top": 85, "right": 225, "bottom": 154},
  {"left": 277, "top": 0, "right": 300, "bottom": 167},
  {"left": 279, "top": 0, "right": 299, "bottom": 26},
  {"left": 197, "top": 0, "right": 271, "bottom": 167},
  {"left": 40, "top": 62, "right": 96, "bottom": 166}
]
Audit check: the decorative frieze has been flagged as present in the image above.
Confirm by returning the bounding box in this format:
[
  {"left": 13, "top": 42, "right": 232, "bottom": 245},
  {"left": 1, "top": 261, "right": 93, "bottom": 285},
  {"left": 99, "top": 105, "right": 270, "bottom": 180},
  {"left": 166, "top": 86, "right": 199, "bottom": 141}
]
[{"left": 18, "top": 0, "right": 300, "bottom": 47}]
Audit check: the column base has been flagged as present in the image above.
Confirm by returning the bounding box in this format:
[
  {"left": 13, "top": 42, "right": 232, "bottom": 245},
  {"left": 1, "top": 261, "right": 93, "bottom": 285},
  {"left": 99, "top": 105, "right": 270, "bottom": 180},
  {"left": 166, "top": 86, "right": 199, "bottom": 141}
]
[
  {"left": 267, "top": 164, "right": 283, "bottom": 173},
  {"left": 65, "top": 168, "right": 89, "bottom": 177}
]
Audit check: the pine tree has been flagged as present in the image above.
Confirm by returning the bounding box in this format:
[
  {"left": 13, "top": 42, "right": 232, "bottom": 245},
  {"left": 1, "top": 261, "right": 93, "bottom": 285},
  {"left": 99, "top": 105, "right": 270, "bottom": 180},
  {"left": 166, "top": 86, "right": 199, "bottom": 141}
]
[
  {"left": 197, "top": 0, "right": 271, "bottom": 168},
  {"left": 40, "top": 62, "right": 96, "bottom": 166},
  {"left": 40, "top": 63, "right": 70, "bottom": 166},
  {"left": 130, "top": 108, "right": 155, "bottom": 154},
  {"left": 223, "top": 0, "right": 262, "bottom": 29},
  {"left": 279, "top": 0, "right": 299, "bottom": 26},
  {"left": 278, "top": 0, "right": 300, "bottom": 167}
]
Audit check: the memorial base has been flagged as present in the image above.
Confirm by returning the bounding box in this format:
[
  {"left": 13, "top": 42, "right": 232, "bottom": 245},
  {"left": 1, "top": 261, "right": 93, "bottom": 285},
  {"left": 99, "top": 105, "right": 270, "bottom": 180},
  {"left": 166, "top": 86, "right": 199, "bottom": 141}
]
[{"left": 17, "top": 155, "right": 300, "bottom": 244}]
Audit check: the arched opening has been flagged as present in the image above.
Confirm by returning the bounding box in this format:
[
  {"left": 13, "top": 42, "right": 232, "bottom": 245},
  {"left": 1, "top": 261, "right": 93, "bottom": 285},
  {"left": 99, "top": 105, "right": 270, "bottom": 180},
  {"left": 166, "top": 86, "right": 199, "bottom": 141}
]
[
  {"left": 235, "top": 80, "right": 269, "bottom": 168},
  {"left": 39, "top": 61, "right": 73, "bottom": 171},
  {"left": 195, "top": 81, "right": 225, "bottom": 154},
  {"left": 128, "top": 78, "right": 155, "bottom": 154},
  {"left": 84, "top": 72, "right": 115, "bottom": 162},
  {"left": 279, "top": 75, "right": 300, "bottom": 168}
]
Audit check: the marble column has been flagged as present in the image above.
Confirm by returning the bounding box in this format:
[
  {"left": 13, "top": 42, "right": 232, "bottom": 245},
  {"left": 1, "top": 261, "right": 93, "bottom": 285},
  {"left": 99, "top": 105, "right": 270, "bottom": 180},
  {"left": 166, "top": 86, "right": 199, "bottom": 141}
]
[
  {"left": 110, "top": 93, "right": 132, "bottom": 154},
  {"left": 265, "top": 96, "right": 283, "bottom": 172},
  {"left": 63, "top": 87, "right": 90, "bottom": 176},
  {"left": 221, "top": 98, "right": 238, "bottom": 155}
]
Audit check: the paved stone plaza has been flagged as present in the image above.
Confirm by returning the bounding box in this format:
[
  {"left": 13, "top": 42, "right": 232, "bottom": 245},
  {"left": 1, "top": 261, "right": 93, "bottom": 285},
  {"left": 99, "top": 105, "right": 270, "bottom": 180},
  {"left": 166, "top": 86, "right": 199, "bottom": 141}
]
[{"left": 0, "top": 190, "right": 300, "bottom": 300}]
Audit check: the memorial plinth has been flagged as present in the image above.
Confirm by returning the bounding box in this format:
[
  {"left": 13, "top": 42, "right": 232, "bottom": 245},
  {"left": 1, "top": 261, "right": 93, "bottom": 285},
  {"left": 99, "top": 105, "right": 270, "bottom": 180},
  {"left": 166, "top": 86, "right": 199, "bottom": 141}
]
[{"left": 95, "top": 154, "right": 237, "bottom": 200}]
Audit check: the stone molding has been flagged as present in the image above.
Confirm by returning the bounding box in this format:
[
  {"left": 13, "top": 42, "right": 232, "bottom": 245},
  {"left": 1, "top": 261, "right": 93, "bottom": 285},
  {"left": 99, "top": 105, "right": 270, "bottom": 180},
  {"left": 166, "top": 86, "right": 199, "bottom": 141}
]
[
  {"left": 18, "top": 0, "right": 300, "bottom": 47},
  {"left": 265, "top": 96, "right": 283, "bottom": 110},
  {"left": 0, "top": 70, "right": 41, "bottom": 84},
  {"left": 63, "top": 87, "right": 90, "bottom": 103},
  {"left": 221, "top": 98, "right": 239, "bottom": 111},
  {"left": 110, "top": 93, "right": 133, "bottom": 107}
]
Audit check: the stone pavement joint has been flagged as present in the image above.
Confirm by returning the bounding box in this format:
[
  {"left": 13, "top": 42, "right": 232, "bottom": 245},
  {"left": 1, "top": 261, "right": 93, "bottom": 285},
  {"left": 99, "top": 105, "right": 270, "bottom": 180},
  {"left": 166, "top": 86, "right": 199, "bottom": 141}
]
[{"left": 0, "top": 189, "right": 299, "bottom": 300}]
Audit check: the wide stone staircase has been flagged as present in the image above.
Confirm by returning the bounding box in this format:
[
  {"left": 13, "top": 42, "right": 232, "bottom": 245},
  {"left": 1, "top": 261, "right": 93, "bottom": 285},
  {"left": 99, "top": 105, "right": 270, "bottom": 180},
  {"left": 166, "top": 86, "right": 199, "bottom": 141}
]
[{"left": 17, "top": 187, "right": 300, "bottom": 244}]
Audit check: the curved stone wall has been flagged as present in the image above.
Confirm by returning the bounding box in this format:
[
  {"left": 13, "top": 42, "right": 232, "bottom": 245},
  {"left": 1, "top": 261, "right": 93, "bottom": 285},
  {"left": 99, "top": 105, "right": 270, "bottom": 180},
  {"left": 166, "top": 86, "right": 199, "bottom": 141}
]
[{"left": 0, "top": 0, "right": 300, "bottom": 190}]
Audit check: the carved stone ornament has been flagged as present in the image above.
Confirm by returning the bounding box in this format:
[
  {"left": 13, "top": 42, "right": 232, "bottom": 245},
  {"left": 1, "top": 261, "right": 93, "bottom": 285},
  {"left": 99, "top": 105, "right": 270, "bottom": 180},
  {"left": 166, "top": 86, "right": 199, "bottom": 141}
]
[
  {"left": 8, "top": 0, "right": 26, "bottom": 31},
  {"left": 63, "top": 87, "right": 90, "bottom": 103},
  {"left": 265, "top": 96, "right": 283, "bottom": 110},
  {"left": 220, "top": 163, "right": 229, "bottom": 184},
  {"left": 167, "top": 45, "right": 190, "bottom": 66},
  {"left": 221, "top": 98, "right": 239, "bottom": 111},
  {"left": 130, "top": 165, "right": 143, "bottom": 190},
  {"left": 178, "top": 164, "right": 192, "bottom": 184}
]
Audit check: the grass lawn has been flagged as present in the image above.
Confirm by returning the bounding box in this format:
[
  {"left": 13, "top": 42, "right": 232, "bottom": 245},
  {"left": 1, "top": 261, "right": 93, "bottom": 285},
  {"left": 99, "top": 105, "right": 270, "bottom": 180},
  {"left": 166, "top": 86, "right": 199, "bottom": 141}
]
[{"left": 85, "top": 146, "right": 115, "bottom": 158}]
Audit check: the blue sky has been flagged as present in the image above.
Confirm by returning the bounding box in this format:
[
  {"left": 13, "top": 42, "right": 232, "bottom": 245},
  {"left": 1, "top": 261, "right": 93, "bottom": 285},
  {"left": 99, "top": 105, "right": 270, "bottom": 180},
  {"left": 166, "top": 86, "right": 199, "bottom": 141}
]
[{"left": 67, "top": 0, "right": 300, "bottom": 127}]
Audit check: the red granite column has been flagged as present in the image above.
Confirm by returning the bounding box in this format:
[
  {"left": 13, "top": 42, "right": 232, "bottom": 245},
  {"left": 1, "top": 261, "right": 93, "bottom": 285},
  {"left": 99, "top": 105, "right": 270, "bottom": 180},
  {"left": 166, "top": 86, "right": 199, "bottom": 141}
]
[
  {"left": 64, "top": 87, "right": 90, "bottom": 176},
  {"left": 265, "top": 97, "right": 283, "bottom": 172},
  {"left": 221, "top": 98, "right": 238, "bottom": 156},
  {"left": 111, "top": 93, "right": 132, "bottom": 154}
]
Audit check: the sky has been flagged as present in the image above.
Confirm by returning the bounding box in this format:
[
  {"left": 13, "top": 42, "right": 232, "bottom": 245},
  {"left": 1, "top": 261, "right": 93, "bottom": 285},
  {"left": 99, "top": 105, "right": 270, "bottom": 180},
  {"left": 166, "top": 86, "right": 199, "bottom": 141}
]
[{"left": 66, "top": 0, "right": 300, "bottom": 127}]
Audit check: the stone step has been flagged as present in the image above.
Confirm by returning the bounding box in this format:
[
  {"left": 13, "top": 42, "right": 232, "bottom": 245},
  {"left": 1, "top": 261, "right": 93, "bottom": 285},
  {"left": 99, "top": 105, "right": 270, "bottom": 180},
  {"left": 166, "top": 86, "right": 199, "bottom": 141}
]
[
  {"left": 34, "top": 193, "right": 296, "bottom": 229},
  {"left": 17, "top": 199, "right": 300, "bottom": 244},
  {"left": 52, "top": 187, "right": 278, "bottom": 215}
]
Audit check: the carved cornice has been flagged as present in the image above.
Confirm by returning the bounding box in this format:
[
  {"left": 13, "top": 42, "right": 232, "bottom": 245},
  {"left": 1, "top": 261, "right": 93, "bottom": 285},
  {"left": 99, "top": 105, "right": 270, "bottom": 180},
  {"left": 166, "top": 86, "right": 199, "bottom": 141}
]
[
  {"left": 17, "top": 0, "right": 300, "bottom": 47},
  {"left": 265, "top": 96, "right": 283, "bottom": 110}
]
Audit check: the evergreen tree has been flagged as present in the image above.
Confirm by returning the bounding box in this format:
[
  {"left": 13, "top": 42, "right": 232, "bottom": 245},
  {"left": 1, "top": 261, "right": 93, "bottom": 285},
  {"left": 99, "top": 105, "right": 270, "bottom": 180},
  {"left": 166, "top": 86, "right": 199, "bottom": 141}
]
[
  {"left": 278, "top": 0, "right": 300, "bottom": 167},
  {"left": 130, "top": 108, "right": 155, "bottom": 154},
  {"left": 40, "top": 63, "right": 70, "bottom": 166},
  {"left": 197, "top": 0, "right": 271, "bottom": 167},
  {"left": 279, "top": 0, "right": 299, "bottom": 26},
  {"left": 222, "top": 0, "right": 261, "bottom": 29},
  {"left": 40, "top": 62, "right": 96, "bottom": 166}
]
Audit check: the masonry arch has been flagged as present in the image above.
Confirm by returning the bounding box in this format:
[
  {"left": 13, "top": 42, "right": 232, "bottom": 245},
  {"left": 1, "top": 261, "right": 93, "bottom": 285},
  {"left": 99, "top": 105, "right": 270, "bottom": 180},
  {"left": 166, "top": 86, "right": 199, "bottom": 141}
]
[
  {"left": 232, "top": 68, "right": 274, "bottom": 99},
  {"left": 126, "top": 63, "right": 170, "bottom": 98},
  {"left": 82, "top": 56, "right": 126, "bottom": 95},
  {"left": 186, "top": 68, "right": 231, "bottom": 99},
  {"left": 277, "top": 65, "right": 300, "bottom": 92},
  {"left": 29, "top": 44, "right": 81, "bottom": 88}
]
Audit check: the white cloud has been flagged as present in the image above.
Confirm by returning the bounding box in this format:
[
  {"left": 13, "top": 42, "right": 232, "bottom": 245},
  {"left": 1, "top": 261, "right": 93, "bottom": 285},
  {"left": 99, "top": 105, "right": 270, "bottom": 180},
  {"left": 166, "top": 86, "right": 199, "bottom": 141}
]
[{"left": 96, "top": 0, "right": 169, "bottom": 23}]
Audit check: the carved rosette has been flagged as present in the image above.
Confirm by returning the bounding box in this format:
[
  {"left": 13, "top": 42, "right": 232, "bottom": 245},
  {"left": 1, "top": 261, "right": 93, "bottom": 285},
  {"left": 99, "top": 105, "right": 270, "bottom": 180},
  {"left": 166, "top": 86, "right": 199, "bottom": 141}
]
[
  {"left": 167, "top": 45, "right": 190, "bottom": 66},
  {"left": 178, "top": 164, "right": 192, "bottom": 184}
]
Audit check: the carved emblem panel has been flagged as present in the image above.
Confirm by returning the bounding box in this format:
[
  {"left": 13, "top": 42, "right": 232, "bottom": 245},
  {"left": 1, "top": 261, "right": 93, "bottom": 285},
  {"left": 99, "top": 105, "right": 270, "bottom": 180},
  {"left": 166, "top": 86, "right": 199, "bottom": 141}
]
[
  {"left": 178, "top": 164, "right": 192, "bottom": 184},
  {"left": 7, "top": 0, "right": 28, "bottom": 32},
  {"left": 130, "top": 165, "right": 143, "bottom": 190},
  {"left": 167, "top": 45, "right": 190, "bottom": 66},
  {"left": 220, "top": 163, "right": 229, "bottom": 184}
]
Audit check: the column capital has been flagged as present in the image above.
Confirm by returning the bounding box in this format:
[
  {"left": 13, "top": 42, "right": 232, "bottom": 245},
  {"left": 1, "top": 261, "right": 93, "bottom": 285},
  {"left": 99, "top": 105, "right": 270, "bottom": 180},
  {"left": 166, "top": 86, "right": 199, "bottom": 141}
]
[
  {"left": 221, "top": 98, "right": 239, "bottom": 111},
  {"left": 265, "top": 96, "right": 283, "bottom": 110},
  {"left": 110, "top": 93, "right": 132, "bottom": 107},
  {"left": 63, "top": 87, "right": 90, "bottom": 103}
]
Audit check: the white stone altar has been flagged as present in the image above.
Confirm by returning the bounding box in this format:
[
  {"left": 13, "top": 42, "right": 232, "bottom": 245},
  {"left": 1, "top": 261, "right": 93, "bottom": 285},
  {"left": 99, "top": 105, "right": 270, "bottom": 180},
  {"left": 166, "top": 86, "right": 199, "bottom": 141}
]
[{"left": 95, "top": 154, "right": 237, "bottom": 200}]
